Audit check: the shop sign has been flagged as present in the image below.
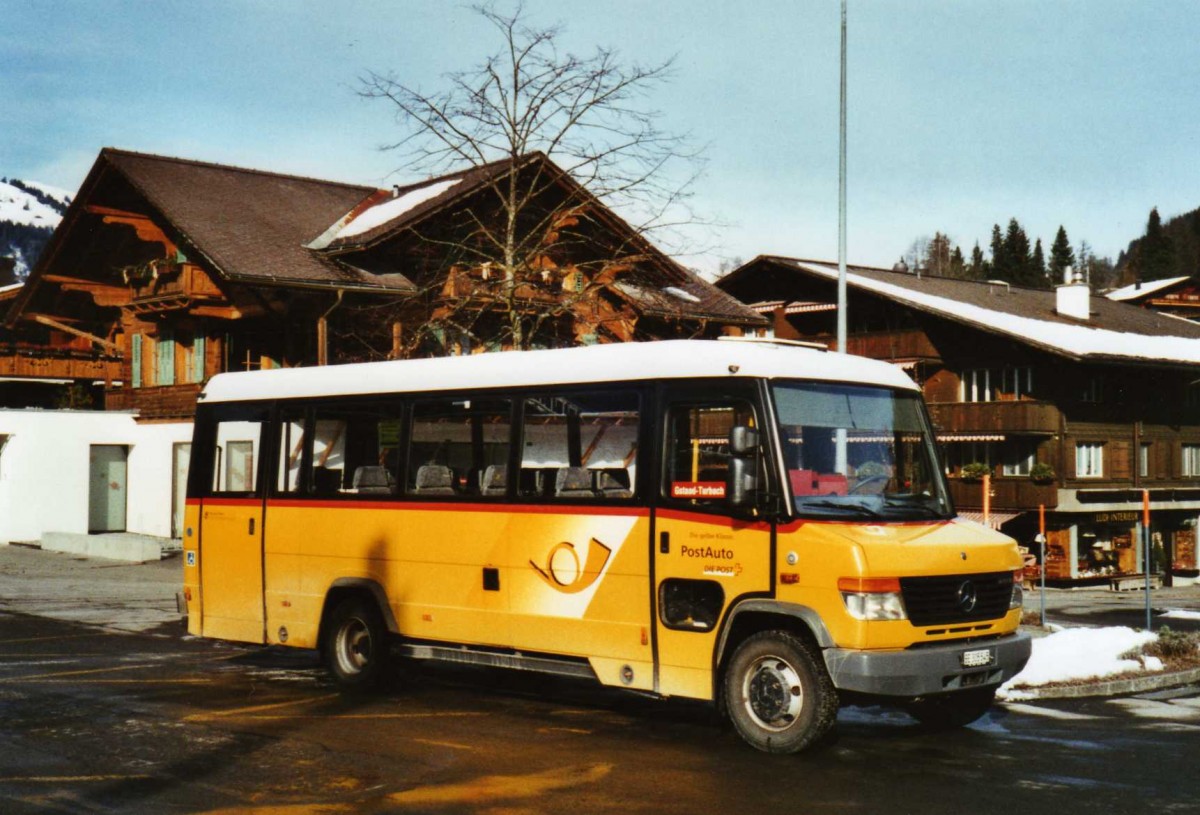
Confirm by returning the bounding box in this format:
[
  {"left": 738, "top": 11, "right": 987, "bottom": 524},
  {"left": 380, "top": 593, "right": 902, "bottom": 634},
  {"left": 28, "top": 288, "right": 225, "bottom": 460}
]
[{"left": 1095, "top": 511, "right": 1138, "bottom": 524}]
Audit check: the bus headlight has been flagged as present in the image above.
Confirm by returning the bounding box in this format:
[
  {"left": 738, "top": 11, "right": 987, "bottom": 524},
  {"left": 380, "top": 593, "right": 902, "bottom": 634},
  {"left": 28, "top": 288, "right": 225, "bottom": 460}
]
[
  {"left": 1010, "top": 569, "right": 1024, "bottom": 609},
  {"left": 838, "top": 577, "right": 907, "bottom": 621}
]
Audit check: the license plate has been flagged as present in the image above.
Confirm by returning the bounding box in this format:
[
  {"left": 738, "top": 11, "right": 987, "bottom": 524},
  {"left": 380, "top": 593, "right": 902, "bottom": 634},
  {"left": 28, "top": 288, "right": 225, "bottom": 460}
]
[{"left": 961, "top": 648, "right": 994, "bottom": 668}]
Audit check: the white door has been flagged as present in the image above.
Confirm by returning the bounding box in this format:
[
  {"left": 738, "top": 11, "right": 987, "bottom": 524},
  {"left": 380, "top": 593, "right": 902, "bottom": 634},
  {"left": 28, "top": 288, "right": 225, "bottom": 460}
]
[{"left": 88, "top": 445, "right": 128, "bottom": 532}]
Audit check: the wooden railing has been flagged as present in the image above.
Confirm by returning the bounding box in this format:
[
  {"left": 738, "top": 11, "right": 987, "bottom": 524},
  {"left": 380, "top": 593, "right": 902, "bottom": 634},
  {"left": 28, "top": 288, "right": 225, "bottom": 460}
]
[
  {"left": 842, "top": 329, "right": 938, "bottom": 360},
  {"left": 0, "top": 348, "right": 122, "bottom": 381},
  {"left": 928, "top": 400, "right": 1061, "bottom": 435},
  {"left": 948, "top": 477, "right": 1059, "bottom": 510},
  {"left": 105, "top": 383, "right": 202, "bottom": 420}
]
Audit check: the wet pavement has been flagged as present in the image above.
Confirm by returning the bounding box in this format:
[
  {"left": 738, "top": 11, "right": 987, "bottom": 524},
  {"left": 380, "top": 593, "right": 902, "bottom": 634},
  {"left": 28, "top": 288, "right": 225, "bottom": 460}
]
[{"left": 1, "top": 545, "right": 1199, "bottom": 813}]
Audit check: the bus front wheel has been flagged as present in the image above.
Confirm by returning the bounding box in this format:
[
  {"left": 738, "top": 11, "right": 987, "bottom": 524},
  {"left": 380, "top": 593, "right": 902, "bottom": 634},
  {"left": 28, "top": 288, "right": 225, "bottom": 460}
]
[
  {"left": 724, "top": 630, "right": 837, "bottom": 754},
  {"left": 323, "top": 596, "right": 389, "bottom": 690}
]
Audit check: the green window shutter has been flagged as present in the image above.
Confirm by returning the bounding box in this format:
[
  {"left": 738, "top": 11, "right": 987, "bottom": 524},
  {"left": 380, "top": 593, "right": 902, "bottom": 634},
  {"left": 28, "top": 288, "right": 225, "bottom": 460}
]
[
  {"left": 130, "top": 334, "right": 142, "bottom": 389},
  {"left": 192, "top": 334, "right": 206, "bottom": 383},
  {"left": 156, "top": 327, "right": 175, "bottom": 386}
]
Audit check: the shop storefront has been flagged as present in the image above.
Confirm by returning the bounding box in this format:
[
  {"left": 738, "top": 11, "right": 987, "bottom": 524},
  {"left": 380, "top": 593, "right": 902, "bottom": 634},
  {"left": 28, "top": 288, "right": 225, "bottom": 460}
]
[{"left": 1001, "top": 509, "right": 1200, "bottom": 588}]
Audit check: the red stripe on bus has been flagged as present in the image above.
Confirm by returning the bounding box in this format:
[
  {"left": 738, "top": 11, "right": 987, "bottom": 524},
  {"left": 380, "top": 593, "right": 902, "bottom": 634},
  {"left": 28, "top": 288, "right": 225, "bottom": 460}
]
[{"left": 262, "top": 498, "right": 650, "bottom": 517}]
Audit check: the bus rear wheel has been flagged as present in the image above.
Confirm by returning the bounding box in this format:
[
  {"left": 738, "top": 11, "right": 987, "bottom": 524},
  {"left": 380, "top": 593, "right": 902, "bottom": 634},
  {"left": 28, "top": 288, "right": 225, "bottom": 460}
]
[
  {"left": 323, "top": 596, "right": 389, "bottom": 690},
  {"left": 724, "top": 630, "right": 837, "bottom": 754}
]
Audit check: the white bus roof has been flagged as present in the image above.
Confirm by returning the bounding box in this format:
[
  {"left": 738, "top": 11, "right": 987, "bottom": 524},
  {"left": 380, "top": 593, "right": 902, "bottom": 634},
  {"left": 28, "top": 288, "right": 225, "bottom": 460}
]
[{"left": 199, "top": 339, "right": 917, "bottom": 405}]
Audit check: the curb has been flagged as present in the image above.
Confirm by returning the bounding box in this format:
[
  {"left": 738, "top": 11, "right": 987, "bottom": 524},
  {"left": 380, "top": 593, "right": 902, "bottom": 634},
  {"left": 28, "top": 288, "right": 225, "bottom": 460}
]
[{"left": 1003, "top": 666, "right": 1200, "bottom": 700}]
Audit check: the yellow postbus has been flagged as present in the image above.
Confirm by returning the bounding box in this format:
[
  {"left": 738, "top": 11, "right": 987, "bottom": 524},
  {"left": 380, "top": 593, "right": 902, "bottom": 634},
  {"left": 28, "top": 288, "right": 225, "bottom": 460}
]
[{"left": 182, "top": 339, "right": 1029, "bottom": 753}]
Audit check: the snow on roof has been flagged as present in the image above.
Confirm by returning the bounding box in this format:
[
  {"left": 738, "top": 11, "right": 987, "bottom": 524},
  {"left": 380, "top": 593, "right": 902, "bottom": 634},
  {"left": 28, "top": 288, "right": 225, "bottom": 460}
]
[
  {"left": 326, "top": 178, "right": 462, "bottom": 243},
  {"left": 0, "top": 282, "right": 24, "bottom": 295},
  {"left": 791, "top": 260, "right": 1200, "bottom": 365},
  {"left": 1106, "top": 276, "right": 1191, "bottom": 301},
  {"left": 200, "top": 339, "right": 917, "bottom": 404}
]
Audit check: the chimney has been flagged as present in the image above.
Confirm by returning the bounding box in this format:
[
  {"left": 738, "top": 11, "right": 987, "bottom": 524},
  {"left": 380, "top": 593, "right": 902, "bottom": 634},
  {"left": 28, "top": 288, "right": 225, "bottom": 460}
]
[{"left": 1055, "top": 267, "right": 1090, "bottom": 320}]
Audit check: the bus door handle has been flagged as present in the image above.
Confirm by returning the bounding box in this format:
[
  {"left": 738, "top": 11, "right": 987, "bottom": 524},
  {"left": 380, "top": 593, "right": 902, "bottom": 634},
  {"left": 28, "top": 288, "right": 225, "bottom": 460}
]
[
  {"left": 248, "top": 518, "right": 255, "bottom": 536},
  {"left": 660, "top": 531, "right": 670, "bottom": 554}
]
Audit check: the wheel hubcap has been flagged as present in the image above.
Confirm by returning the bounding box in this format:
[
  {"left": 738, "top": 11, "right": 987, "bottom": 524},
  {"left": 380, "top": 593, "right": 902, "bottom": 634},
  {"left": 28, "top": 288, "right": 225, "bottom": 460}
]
[
  {"left": 743, "top": 655, "right": 804, "bottom": 730},
  {"left": 335, "top": 617, "right": 372, "bottom": 675}
]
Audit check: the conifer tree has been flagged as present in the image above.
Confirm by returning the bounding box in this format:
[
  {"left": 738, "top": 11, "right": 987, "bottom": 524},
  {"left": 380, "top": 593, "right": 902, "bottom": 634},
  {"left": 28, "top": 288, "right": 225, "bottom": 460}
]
[
  {"left": 1141, "top": 207, "right": 1176, "bottom": 281},
  {"left": 1002, "top": 218, "right": 1032, "bottom": 285},
  {"left": 1031, "top": 238, "right": 1046, "bottom": 286},
  {"left": 1049, "top": 225, "right": 1075, "bottom": 284},
  {"left": 989, "top": 224, "right": 1006, "bottom": 280},
  {"left": 969, "top": 242, "right": 987, "bottom": 279}
]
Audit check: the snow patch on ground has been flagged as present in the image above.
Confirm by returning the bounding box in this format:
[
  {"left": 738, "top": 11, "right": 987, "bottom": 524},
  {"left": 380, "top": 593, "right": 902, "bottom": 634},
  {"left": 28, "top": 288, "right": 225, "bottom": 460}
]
[
  {"left": 1161, "top": 609, "right": 1200, "bottom": 621},
  {"left": 998, "top": 627, "right": 1160, "bottom": 700}
]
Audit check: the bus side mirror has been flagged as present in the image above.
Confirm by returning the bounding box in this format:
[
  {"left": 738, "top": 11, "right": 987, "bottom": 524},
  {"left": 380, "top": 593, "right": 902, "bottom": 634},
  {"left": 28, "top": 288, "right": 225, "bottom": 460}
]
[
  {"left": 727, "top": 425, "right": 760, "bottom": 509},
  {"left": 729, "top": 426, "right": 759, "bottom": 456}
]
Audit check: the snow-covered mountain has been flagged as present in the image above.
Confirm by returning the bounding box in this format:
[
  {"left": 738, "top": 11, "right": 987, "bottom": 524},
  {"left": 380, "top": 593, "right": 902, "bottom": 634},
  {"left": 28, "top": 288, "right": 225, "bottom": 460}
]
[{"left": 1, "top": 179, "right": 73, "bottom": 284}]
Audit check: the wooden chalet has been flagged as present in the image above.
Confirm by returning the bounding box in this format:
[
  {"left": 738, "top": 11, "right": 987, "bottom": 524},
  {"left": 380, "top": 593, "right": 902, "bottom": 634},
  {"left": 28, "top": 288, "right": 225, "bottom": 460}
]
[
  {"left": 719, "top": 256, "right": 1200, "bottom": 586},
  {"left": 1107, "top": 275, "right": 1200, "bottom": 322},
  {"left": 2, "top": 149, "right": 763, "bottom": 420}
]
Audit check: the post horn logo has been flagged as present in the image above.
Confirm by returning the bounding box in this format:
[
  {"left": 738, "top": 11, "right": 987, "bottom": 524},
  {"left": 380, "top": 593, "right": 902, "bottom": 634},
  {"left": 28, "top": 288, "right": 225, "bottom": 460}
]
[{"left": 531, "top": 538, "right": 612, "bottom": 594}]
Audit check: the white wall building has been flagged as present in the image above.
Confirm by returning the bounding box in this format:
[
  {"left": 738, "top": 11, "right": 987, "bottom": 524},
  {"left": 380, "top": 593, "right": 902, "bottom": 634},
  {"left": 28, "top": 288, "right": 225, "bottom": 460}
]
[{"left": 0, "top": 409, "right": 193, "bottom": 544}]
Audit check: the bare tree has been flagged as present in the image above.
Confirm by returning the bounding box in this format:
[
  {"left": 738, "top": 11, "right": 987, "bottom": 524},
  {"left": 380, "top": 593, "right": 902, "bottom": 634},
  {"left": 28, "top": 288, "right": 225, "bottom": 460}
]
[{"left": 356, "top": 3, "right": 707, "bottom": 353}]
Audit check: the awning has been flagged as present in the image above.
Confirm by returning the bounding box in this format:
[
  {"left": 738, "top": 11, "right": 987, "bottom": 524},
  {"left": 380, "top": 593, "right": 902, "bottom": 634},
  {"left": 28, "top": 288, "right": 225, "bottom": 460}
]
[
  {"left": 956, "top": 510, "right": 1022, "bottom": 530},
  {"left": 939, "top": 433, "right": 1006, "bottom": 442}
]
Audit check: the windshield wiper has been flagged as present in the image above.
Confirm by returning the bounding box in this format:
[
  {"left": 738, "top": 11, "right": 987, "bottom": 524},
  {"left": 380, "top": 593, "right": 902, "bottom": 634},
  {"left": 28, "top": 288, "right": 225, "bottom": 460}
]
[
  {"left": 796, "top": 499, "right": 884, "bottom": 519},
  {"left": 882, "top": 498, "right": 948, "bottom": 519}
]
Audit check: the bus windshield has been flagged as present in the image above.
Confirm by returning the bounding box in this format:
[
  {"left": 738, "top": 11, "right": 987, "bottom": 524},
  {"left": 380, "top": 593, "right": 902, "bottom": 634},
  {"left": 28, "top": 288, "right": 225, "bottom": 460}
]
[{"left": 772, "top": 381, "right": 952, "bottom": 521}]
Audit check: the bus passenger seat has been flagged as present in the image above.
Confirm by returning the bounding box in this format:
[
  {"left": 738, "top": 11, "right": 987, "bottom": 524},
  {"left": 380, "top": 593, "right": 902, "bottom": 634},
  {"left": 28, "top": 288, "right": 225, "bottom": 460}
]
[
  {"left": 596, "top": 469, "right": 632, "bottom": 498},
  {"left": 414, "top": 464, "right": 456, "bottom": 495},
  {"left": 555, "top": 467, "right": 595, "bottom": 498},
  {"left": 312, "top": 466, "right": 342, "bottom": 495},
  {"left": 352, "top": 465, "right": 394, "bottom": 494},
  {"left": 481, "top": 465, "right": 507, "bottom": 496}
]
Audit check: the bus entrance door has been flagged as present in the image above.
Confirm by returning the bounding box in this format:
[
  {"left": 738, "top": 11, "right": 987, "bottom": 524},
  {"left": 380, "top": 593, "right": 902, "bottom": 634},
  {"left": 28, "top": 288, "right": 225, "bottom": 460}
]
[
  {"left": 198, "top": 413, "right": 269, "bottom": 644},
  {"left": 653, "top": 393, "right": 773, "bottom": 700}
]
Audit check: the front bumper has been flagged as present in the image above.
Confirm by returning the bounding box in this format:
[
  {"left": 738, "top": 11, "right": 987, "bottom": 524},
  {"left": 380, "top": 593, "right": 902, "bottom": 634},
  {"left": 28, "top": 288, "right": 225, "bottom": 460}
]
[{"left": 823, "top": 631, "right": 1032, "bottom": 699}]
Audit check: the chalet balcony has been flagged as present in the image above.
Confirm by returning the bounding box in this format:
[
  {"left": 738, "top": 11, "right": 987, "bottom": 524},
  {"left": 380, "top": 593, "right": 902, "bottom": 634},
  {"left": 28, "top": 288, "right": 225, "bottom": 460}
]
[
  {"left": 843, "top": 328, "right": 938, "bottom": 361},
  {"left": 948, "top": 476, "right": 1059, "bottom": 511},
  {"left": 927, "top": 400, "right": 1062, "bottom": 435},
  {"left": 0, "top": 344, "right": 122, "bottom": 382},
  {"left": 105, "top": 383, "right": 202, "bottom": 421}
]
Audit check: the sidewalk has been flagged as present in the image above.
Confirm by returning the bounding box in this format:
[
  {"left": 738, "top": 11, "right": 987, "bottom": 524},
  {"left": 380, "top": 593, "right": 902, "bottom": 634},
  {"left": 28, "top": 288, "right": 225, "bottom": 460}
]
[{"left": 0, "top": 543, "right": 181, "bottom": 633}]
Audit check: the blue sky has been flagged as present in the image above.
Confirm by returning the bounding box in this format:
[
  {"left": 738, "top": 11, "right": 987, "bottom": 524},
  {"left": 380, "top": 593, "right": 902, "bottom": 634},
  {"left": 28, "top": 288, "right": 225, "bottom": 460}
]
[{"left": 3, "top": 1, "right": 1199, "bottom": 274}]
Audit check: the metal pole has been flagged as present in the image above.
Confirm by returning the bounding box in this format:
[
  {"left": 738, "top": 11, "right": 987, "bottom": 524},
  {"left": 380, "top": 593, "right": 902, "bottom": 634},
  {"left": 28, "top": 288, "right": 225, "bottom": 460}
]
[
  {"left": 1144, "top": 489, "right": 1152, "bottom": 631},
  {"left": 836, "top": 0, "right": 848, "bottom": 354},
  {"left": 1039, "top": 504, "right": 1046, "bottom": 627}
]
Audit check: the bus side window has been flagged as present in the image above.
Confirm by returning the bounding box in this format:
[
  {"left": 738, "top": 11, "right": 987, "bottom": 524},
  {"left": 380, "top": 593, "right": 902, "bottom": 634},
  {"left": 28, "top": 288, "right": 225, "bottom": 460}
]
[
  {"left": 520, "top": 390, "right": 639, "bottom": 501},
  {"left": 276, "top": 409, "right": 306, "bottom": 494},
  {"left": 305, "top": 403, "right": 401, "bottom": 498},
  {"left": 210, "top": 414, "right": 269, "bottom": 495},
  {"left": 407, "top": 399, "right": 511, "bottom": 497}
]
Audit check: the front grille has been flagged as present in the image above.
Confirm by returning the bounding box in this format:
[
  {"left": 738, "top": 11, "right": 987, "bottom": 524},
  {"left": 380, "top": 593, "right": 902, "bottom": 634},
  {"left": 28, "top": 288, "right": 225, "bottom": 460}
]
[{"left": 900, "top": 571, "right": 1012, "bottom": 627}]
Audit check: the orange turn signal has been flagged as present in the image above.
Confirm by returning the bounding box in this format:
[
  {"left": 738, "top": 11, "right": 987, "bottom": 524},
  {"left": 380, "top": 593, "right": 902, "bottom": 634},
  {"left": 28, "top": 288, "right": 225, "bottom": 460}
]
[{"left": 837, "top": 577, "right": 901, "bottom": 593}]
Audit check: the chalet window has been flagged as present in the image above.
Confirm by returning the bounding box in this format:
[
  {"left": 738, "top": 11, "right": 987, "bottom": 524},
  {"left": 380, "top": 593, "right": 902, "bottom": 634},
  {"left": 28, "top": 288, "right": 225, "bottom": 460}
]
[
  {"left": 1000, "top": 367, "right": 1032, "bottom": 400},
  {"left": 945, "top": 441, "right": 994, "bottom": 474},
  {"left": 1075, "top": 442, "right": 1105, "bottom": 479},
  {"left": 1081, "top": 376, "right": 1104, "bottom": 403},
  {"left": 131, "top": 334, "right": 143, "bottom": 389},
  {"left": 1001, "top": 439, "right": 1037, "bottom": 476},
  {"left": 959, "top": 369, "right": 991, "bottom": 402},
  {"left": 156, "top": 327, "right": 176, "bottom": 386},
  {"left": 1183, "top": 445, "right": 1200, "bottom": 478},
  {"left": 1139, "top": 443, "right": 1152, "bottom": 478}
]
